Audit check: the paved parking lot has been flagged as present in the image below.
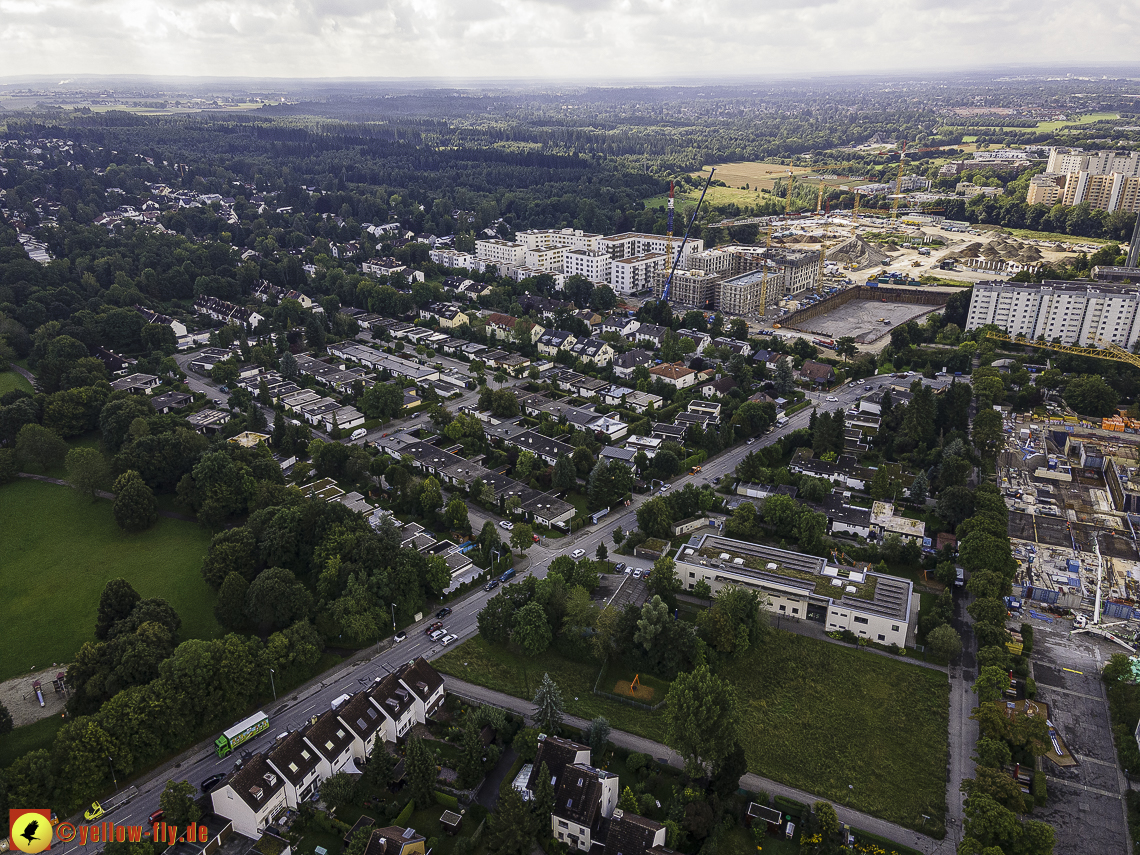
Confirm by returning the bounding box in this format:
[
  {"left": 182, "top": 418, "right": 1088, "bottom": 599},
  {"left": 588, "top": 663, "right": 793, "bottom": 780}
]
[
  {"left": 596, "top": 567, "right": 650, "bottom": 613},
  {"left": 1023, "top": 615, "right": 1131, "bottom": 855}
]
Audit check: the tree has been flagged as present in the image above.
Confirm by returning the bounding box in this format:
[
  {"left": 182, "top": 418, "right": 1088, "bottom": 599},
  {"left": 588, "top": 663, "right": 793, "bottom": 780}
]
[
  {"left": 405, "top": 733, "right": 437, "bottom": 807},
  {"left": 214, "top": 572, "right": 250, "bottom": 631},
  {"left": 693, "top": 579, "right": 712, "bottom": 601},
  {"left": 1063, "top": 373, "right": 1119, "bottom": 417},
  {"left": 95, "top": 578, "right": 142, "bottom": 640},
  {"left": 971, "top": 408, "right": 1004, "bottom": 460},
  {"left": 909, "top": 470, "right": 929, "bottom": 504},
  {"left": 612, "top": 525, "right": 625, "bottom": 546},
  {"left": 0, "top": 699, "right": 12, "bottom": 736},
  {"left": 552, "top": 454, "right": 577, "bottom": 490},
  {"left": 112, "top": 470, "right": 158, "bottom": 532},
  {"left": 445, "top": 497, "right": 470, "bottom": 533},
  {"left": 646, "top": 555, "right": 683, "bottom": 605},
  {"left": 159, "top": 779, "right": 201, "bottom": 829},
  {"left": 486, "top": 785, "right": 538, "bottom": 855},
  {"left": 664, "top": 664, "right": 741, "bottom": 776},
  {"left": 585, "top": 716, "right": 611, "bottom": 755},
  {"left": 244, "top": 567, "right": 312, "bottom": 632},
  {"left": 596, "top": 542, "right": 608, "bottom": 561},
  {"left": 927, "top": 624, "right": 963, "bottom": 661},
  {"left": 320, "top": 771, "right": 359, "bottom": 813},
  {"left": 634, "top": 595, "right": 670, "bottom": 653},
  {"left": 973, "top": 666, "right": 1009, "bottom": 705},
  {"left": 503, "top": 520, "right": 533, "bottom": 552},
  {"left": 619, "top": 786, "right": 640, "bottom": 813},
  {"left": 532, "top": 672, "right": 565, "bottom": 733},
  {"left": 513, "top": 601, "right": 552, "bottom": 655},
  {"left": 279, "top": 350, "right": 298, "bottom": 379},
  {"left": 15, "top": 423, "right": 68, "bottom": 471},
  {"left": 65, "top": 446, "right": 110, "bottom": 499},
  {"left": 773, "top": 359, "right": 795, "bottom": 395}
]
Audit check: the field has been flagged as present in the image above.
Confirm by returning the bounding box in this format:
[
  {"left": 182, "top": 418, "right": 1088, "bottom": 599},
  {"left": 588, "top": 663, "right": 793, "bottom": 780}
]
[
  {"left": 694, "top": 161, "right": 813, "bottom": 191},
  {"left": 438, "top": 631, "right": 948, "bottom": 833},
  {"left": 946, "top": 112, "right": 1119, "bottom": 135},
  {"left": 432, "top": 635, "right": 668, "bottom": 742},
  {"left": 0, "top": 479, "right": 220, "bottom": 681},
  {"left": 729, "top": 634, "right": 949, "bottom": 834},
  {"left": 1004, "top": 228, "right": 1115, "bottom": 246},
  {"left": 643, "top": 161, "right": 822, "bottom": 209},
  {"left": 0, "top": 370, "right": 33, "bottom": 396},
  {"left": 786, "top": 299, "right": 940, "bottom": 344}
]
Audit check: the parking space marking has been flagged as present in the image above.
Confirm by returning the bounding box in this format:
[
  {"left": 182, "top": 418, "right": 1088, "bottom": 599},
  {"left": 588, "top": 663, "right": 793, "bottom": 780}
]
[
  {"left": 1043, "top": 684, "right": 1102, "bottom": 701},
  {"left": 1043, "top": 776, "right": 1122, "bottom": 800}
]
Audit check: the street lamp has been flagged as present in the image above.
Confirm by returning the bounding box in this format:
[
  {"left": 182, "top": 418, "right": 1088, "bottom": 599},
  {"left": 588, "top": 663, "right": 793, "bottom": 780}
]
[
  {"left": 391, "top": 603, "right": 397, "bottom": 632},
  {"left": 107, "top": 756, "right": 119, "bottom": 793},
  {"left": 269, "top": 668, "right": 276, "bottom": 701}
]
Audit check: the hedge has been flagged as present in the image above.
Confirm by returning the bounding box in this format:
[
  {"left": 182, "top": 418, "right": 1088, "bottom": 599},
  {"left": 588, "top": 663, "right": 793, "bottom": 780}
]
[
  {"left": 434, "top": 791, "right": 460, "bottom": 809},
  {"left": 394, "top": 799, "right": 415, "bottom": 826},
  {"left": 1032, "top": 771, "right": 1047, "bottom": 806},
  {"left": 773, "top": 794, "right": 808, "bottom": 819}
]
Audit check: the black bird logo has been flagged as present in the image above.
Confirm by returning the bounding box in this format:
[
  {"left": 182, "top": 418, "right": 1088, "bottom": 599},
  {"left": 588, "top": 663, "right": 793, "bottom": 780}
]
[{"left": 20, "top": 819, "right": 41, "bottom": 845}]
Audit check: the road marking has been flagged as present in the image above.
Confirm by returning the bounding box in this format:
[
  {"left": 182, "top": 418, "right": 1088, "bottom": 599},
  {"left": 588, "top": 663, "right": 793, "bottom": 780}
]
[
  {"left": 1039, "top": 684, "right": 1103, "bottom": 702},
  {"left": 1062, "top": 667, "right": 1084, "bottom": 675},
  {"left": 1042, "top": 775, "right": 1122, "bottom": 800}
]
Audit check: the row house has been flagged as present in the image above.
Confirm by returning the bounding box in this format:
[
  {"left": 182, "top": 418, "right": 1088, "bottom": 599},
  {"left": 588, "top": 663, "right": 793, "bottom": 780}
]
[
  {"left": 536, "top": 329, "right": 577, "bottom": 357},
  {"left": 566, "top": 337, "right": 615, "bottom": 366},
  {"left": 612, "top": 349, "right": 655, "bottom": 381}
]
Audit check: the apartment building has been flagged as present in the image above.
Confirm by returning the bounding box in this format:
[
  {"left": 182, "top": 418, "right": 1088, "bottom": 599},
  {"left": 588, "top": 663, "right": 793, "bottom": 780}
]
[
  {"left": 516, "top": 228, "right": 603, "bottom": 253},
  {"left": 651, "top": 268, "right": 720, "bottom": 308},
  {"left": 1046, "top": 147, "right": 1140, "bottom": 177},
  {"left": 965, "top": 279, "right": 1140, "bottom": 349},
  {"left": 1026, "top": 173, "right": 1065, "bottom": 206},
  {"left": 564, "top": 249, "right": 613, "bottom": 284},
  {"left": 600, "top": 232, "right": 703, "bottom": 263},
  {"left": 673, "top": 534, "right": 914, "bottom": 643},
  {"left": 610, "top": 252, "right": 666, "bottom": 294},
  {"left": 475, "top": 239, "right": 526, "bottom": 267}
]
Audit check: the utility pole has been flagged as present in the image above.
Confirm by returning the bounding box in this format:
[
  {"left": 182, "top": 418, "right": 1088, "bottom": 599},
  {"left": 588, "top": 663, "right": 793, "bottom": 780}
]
[
  {"left": 268, "top": 668, "right": 276, "bottom": 701},
  {"left": 107, "top": 756, "right": 119, "bottom": 793},
  {"left": 391, "top": 603, "right": 397, "bottom": 632}
]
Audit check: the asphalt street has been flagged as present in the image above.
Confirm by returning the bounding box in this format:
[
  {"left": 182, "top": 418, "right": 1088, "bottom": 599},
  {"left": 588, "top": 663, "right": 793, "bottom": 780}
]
[{"left": 61, "top": 364, "right": 925, "bottom": 853}]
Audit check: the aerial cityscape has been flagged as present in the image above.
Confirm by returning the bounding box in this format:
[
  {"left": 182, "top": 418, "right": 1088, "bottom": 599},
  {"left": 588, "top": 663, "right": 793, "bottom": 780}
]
[{"left": 4, "top": 9, "right": 1140, "bottom": 855}]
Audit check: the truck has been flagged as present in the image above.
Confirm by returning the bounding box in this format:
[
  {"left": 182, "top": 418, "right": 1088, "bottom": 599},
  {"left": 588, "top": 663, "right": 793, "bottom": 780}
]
[{"left": 215, "top": 711, "right": 270, "bottom": 757}]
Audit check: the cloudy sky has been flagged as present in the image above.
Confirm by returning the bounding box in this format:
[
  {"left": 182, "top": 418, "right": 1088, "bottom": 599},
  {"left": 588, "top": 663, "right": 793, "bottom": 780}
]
[{"left": 0, "top": 0, "right": 1137, "bottom": 80}]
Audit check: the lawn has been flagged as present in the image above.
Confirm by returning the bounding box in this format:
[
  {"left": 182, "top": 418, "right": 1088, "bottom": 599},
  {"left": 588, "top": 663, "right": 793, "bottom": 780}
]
[
  {"left": 1005, "top": 227, "right": 1115, "bottom": 245},
  {"left": 727, "top": 633, "right": 949, "bottom": 835},
  {"left": 432, "top": 636, "right": 668, "bottom": 743},
  {"left": 0, "top": 715, "right": 64, "bottom": 768},
  {"left": 0, "top": 478, "right": 220, "bottom": 681},
  {"left": 0, "top": 370, "right": 33, "bottom": 396}
]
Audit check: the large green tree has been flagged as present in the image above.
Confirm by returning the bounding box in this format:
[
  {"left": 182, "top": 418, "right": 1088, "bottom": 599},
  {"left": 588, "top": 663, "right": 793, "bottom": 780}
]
[
  {"left": 663, "top": 664, "right": 741, "bottom": 776},
  {"left": 112, "top": 470, "right": 159, "bottom": 532},
  {"left": 532, "top": 672, "right": 565, "bottom": 734},
  {"left": 66, "top": 446, "right": 110, "bottom": 499},
  {"left": 159, "top": 779, "right": 202, "bottom": 828},
  {"left": 405, "top": 733, "right": 437, "bottom": 807}
]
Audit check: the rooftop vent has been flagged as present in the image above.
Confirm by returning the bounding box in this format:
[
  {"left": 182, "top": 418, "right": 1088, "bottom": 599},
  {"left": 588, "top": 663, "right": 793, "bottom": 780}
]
[
  {"left": 845, "top": 585, "right": 857, "bottom": 593},
  {"left": 733, "top": 557, "right": 744, "bottom": 565},
  {"left": 766, "top": 563, "right": 778, "bottom": 571},
  {"left": 720, "top": 553, "right": 731, "bottom": 560}
]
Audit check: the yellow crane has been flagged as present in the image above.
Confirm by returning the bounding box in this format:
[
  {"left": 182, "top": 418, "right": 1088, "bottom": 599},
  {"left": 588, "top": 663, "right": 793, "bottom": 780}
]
[
  {"left": 891, "top": 141, "right": 908, "bottom": 222},
  {"left": 984, "top": 331, "right": 1140, "bottom": 369},
  {"left": 784, "top": 171, "right": 797, "bottom": 218},
  {"left": 759, "top": 223, "right": 773, "bottom": 315},
  {"left": 853, "top": 193, "right": 861, "bottom": 224}
]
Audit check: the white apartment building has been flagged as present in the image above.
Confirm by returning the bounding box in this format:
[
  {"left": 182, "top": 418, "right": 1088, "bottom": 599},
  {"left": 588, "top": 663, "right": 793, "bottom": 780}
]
[
  {"left": 600, "top": 232, "right": 703, "bottom": 265},
  {"left": 475, "top": 239, "right": 526, "bottom": 267},
  {"left": 610, "top": 252, "right": 666, "bottom": 295},
  {"left": 525, "top": 246, "right": 567, "bottom": 271},
  {"left": 673, "top": 534, "right": 914, "bottom": 643},
  {"left": 965, "top": 279, "right": 1140, "bottom": 349},
  {"left": 1047, "top": 147, "right": 1140, "bottom": 178},
  {"left": 563, "top": 249, "right": 613, "bottom": 284},
  {"left": 429, "top": 248, "right": 476, "bottom": 268},
  {"left": 516, "top": 228, "right": 602, "bottom": 253}
]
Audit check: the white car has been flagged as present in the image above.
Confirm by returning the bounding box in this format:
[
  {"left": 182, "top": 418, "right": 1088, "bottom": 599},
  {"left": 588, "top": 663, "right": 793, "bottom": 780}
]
[
  {"left": 440, "top": 634, "right": 458, "bottom": 646},
  {"left": 571, "top": 548, "right": 586, "bottom": 559},
  {"left": 632, "top": 569, "right": 643, "bottom": 579},
  {"left": 429, "top": 629, "right": 446, "bottom": 642},
  {"left": 826, "top": 396, "right": 839, "bottom": 403},
  {"left": 499, "top": 520, "right": 514, "bottom": 530}
]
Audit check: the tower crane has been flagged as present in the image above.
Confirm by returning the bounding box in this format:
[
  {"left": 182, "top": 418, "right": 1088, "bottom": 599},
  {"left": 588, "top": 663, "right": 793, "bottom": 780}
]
[
  {"left": 784, "top": 171, "right": 797, "bottom": 218},
  {"left": 660, "top": 169, "right": 715, "bottom": 304},
  {"left": 666, "top": 181, "right": 675, "bottom": 270},
  {"left": 759, "top": 223, "right": 773, "bottom": 315},
  {"left": 816, "top": 183, "right": 825, "bottom": 213},
  {"left": 891, "top": 141, "right": 908, "bottom": 223},
  {"left": 984, "top": 331, "right": 1140, "bottom": 370}
]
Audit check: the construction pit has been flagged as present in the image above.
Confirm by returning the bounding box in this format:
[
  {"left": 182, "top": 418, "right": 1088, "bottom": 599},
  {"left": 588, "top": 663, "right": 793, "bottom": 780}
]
[{"left": 783, "top": 297, "right": 940, "bottom": 344}]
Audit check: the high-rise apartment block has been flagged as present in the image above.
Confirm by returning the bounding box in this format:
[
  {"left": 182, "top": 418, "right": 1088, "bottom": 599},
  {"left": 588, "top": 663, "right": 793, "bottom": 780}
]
[
  {"left": 965, "top": 279, "right": 1140, "bottom": 349},
  {"left": 1027, "top": 148, "right": 1140, "bottom": 214}
]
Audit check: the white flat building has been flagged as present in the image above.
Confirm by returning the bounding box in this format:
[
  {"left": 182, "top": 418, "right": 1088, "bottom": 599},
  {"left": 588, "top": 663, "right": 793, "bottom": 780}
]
[
  {"left": 610, "top": 252, "right": 667, "bottom": 294},
  {"left": 563, "top": 249, "right": 612, "bottom": 284},
  {"left": 600, "top": 232, "right": 703, "bottom": 265},
  {"left": 965, "top": 279, "right": 1140, "bottom": 349},
  {"left": 516, "top": 228, "right": 602, "bottom": 253},
  {"left": 475, "top": 239, "right": 526, "bottom": 267}
]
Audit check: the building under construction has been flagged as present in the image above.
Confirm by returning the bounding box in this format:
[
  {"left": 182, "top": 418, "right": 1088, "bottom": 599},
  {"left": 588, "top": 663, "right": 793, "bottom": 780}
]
[{"left": 653, "top": 245, "right": 820, "bottom": 314}]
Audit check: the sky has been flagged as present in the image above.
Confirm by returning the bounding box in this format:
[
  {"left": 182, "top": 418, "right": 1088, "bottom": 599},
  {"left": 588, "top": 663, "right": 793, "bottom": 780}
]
[{"left": 1, "top": 0, "right": 1139, "bottom": 80}]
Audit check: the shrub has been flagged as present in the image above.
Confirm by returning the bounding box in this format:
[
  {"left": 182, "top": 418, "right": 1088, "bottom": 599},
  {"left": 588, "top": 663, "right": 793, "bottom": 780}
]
[
  {"left": 626, "top": 752, "right": 649, "bottom": 777},
  {"left": 839, "top": 629, "right": 859, "bottom": 644},
  {"left": 434, "top": 791, "right": 459, "bottom": 809},
  {"left": 1032, "top": 771, "right": 1047, "bottom": 806},
  {"left": 394, "top": 799, "right": 415, "bottom": 826},
  {"left": 1020, "top": 623, "right": 1035, "bottom": 655},
  {"left": 1026, "top": 677, "right": 1037, "bottom": 699}
]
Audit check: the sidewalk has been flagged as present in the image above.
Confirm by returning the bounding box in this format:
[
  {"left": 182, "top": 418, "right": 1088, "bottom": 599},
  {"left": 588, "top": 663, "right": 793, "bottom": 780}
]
[{"left": 443, "top": 675, "right": 944, "bottom": 855}]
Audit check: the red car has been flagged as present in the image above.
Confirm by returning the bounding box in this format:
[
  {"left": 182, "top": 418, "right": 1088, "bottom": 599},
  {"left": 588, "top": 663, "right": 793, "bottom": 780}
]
[
  {"left": 424, "top": 621, "right": 443, "bottom": 635},
  {"left": 149, "top": 809, "right": 164, "bottom": 824}
]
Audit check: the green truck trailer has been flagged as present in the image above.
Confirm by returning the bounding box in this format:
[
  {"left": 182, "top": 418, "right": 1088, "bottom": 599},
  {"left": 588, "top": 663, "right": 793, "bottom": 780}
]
[{"left": 215, "top": 711, "right": 270, "bottom": 757}]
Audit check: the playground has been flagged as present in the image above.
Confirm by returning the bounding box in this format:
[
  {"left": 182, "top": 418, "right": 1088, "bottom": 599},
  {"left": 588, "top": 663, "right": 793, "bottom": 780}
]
[{"left": 606, "top": 665, "right": 671, "bottom": 705}]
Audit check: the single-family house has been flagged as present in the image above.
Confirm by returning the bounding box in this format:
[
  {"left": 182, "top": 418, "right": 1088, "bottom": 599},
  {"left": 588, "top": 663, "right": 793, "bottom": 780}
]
[
  {"left": 536, "top": 329, "right": 577, "bottom": 358},
  {"left": 797, "top": 359, "right": 836, "bottom": 387},
  {"left": 567, "top": 337, "right": 615, "bottom": 366},
  {"left": 550, "top": 764, "right": 620, "bottom": 852},
  {"left": 648, "top": 361, "right": 697, "bottom": 390}
]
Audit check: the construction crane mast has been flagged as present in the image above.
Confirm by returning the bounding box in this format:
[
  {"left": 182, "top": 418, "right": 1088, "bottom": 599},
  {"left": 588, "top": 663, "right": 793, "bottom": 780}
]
[
  {"left": 816, "top": 184, "right": 825, "bottom": 213},
  {"left": 758, "top": 223, "right": 774, "bottom": 315},
  {"left": 666, "top": 181, "right": 675, "bottom": 268},
  {"left": 984, "top": 331, "right": 1140, "bottom": 369},
  {"left": 853, "top": 193, "right": 860, "bottom": 224},
  {"left": 784, "top": 171, "right": 797, "bottom": 218},
  {"left": 660, "top": 169, "right": 715, "bottom": 304},
  {"left": 891, "top": 141, "right": 908, "bottom": 222}
]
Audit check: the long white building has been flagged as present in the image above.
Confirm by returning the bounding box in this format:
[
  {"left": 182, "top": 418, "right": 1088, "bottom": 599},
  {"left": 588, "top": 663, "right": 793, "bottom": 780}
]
[
  {"left": 600, "top": 232, "right": 703, "bottom": 264},
  {"left": 1047, "top": 147, "right": 1140, "bottom": 178},
  {"left": 965, "top": 279, "right": 1140, "bottom": 349}
]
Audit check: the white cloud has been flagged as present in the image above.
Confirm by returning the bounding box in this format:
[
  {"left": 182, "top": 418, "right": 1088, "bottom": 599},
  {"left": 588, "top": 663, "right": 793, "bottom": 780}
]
[{"left": 0, "top": 0, "right": 1137, "bottom": 79}]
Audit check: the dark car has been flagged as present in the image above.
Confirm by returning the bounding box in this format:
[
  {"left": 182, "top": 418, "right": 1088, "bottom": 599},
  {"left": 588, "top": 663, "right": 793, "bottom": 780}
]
[
  {"left": 436, "top": 607, "right": 452, "bottom": 619},
  {"left": 484, "top": 579, "right": 500, "bottom": 592},
  {"left": 424, "top": 621, "right": 443, "bottom": 635},
  {"left": 201, "top": 773, "right": 226, "bottom": 794}
]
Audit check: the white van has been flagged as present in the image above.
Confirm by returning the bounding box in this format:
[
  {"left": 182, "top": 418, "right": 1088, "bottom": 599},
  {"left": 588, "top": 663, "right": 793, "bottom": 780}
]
[{"left": 350, "top": 428, "right": 367, "bottom": 441}]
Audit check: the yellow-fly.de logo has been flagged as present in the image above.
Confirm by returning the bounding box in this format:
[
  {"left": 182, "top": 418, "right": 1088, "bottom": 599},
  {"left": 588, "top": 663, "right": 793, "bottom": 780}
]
[{"left": 9, "top": 810, "right": 53, "bottom": 853}]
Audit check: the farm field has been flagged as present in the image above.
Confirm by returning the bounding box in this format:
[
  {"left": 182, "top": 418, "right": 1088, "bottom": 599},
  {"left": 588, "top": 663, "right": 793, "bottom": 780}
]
[{"left": 0, "top": 478, "right": 219, "bottom": 681}]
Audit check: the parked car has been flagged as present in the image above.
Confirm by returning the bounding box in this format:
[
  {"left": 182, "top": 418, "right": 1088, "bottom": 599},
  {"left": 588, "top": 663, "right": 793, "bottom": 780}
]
[
  {"left": 84, "top": 803, "right": 104, "bottom": 822},
  {"left": 826, "top": 396, "right": 839, "bottom": 402},
  {"left": 864, "top": 384, "right": 872, "bottom": 391},
  {"left": 615, "top": 563, "right": 626, "bottom": 572},
  {"left": 499, "top": 520, "right": 514, "bottom": 530},
  {"left": 440, "top": 634, "right": 458, "bottom": 646},
  {"left": 393, "top": 630, "right": 407, "bottom": 643},
  {"left": 484, "top": 579, "right": 500, "bottom": 591},
  {"left": 429, "top": 629, "right": 446, "bottom": 642},
  {"left": 201, "top": 773, "right": 226, "bottom": 794},
  {"left": 424, "top": 621, "right": 443, "bottom": 635},
  {"left": 436, "top": 607, "right": 453, "bottom": 619},
  {"left": 571, "top": 548, "right": 586, "bottom": 559},
  {"left": 632, "top": 569, "right": 643, "bottom": 579},
  {"left": 747, "top": 438, "right": 755, "bottom": 444}
]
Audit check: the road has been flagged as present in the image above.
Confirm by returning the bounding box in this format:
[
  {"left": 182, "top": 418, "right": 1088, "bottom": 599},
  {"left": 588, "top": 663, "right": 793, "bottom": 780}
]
[{"left": 64, "top": 364, "right": 938, "bottom": 853}]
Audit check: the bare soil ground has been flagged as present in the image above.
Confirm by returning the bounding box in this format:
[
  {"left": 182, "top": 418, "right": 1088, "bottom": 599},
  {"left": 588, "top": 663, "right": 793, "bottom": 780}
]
[{"left": 0, "top": 666, "right": 69, "bottom": 726}]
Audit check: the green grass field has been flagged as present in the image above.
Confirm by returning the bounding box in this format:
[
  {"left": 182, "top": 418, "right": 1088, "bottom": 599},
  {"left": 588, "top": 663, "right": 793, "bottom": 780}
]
[
  {"left": 0, "top": 479, "right": 220, "bottom": 681},
  {"left": 432, "top": 636, "right": 668, "bottom": 742},
  {"left": 1005, "top": 228, "right": 1115, "bottom": 245},
  {"left": 0, "top": 370, "right": 33, "bottom": 396},
  {"left": 728, "top": 634, "right": 949, "bottom": 835},
  {"left": 0, "top": 715, "right": 64, "bottom": 768}
]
